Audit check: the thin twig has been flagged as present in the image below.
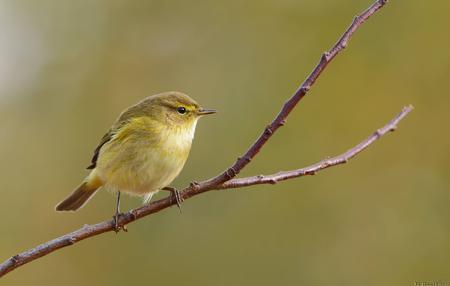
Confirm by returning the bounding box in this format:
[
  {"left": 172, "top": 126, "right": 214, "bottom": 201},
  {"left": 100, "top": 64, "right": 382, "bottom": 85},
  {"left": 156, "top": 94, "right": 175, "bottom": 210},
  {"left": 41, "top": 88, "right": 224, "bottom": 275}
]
[
  {"left": 200, "top": 0, "right": 389, "bottom": 188},
  {"left": 219, "top": 105, "right": 413, "bottom": 189},
  {"left": 0, "top": 0, "right": 392, "bottom": 278}
]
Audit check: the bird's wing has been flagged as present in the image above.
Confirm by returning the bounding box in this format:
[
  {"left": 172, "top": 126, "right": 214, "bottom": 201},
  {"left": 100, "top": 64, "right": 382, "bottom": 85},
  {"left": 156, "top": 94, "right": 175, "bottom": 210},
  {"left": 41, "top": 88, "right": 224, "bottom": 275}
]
[
  {"left": 86, "top": 103, "right": 146, "bottom": 170},
  {"left": 86, "top": 129, "right": 114, "bottom": 170}
]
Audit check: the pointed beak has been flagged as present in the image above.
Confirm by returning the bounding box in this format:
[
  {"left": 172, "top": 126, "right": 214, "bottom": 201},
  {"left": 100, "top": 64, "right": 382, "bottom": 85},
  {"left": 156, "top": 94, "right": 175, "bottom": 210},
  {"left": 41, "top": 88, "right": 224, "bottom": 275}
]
[{"left": 197, "top": 108, "right": 217, "bottom": 116}]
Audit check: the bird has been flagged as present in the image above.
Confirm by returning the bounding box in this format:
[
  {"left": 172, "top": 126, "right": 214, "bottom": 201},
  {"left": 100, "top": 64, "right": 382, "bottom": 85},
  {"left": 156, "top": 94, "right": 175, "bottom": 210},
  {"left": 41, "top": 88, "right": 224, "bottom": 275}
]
[{"left": 55, "top": 91, "right": 216, "bottom": 230}]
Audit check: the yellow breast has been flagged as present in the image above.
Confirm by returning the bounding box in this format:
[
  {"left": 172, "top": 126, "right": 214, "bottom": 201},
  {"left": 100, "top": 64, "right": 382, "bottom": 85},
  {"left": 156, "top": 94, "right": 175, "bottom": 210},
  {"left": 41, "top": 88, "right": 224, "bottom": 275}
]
[{"left": 95, "top": 117, "right": 198, "bottom": 196}]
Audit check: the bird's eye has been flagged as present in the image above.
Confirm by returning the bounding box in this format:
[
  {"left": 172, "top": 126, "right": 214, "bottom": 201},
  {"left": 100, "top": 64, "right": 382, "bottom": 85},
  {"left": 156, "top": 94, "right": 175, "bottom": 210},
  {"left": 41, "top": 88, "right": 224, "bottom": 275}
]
[{"left": 177, "top": 106, "right": 187, "bottom": 114}]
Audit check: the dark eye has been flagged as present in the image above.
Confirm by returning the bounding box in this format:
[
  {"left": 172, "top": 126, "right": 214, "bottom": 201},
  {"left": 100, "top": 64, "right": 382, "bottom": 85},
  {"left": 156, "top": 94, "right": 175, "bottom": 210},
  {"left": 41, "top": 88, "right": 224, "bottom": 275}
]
[{"left": 177, "top": 106, "right": 187, "bottom": 114}]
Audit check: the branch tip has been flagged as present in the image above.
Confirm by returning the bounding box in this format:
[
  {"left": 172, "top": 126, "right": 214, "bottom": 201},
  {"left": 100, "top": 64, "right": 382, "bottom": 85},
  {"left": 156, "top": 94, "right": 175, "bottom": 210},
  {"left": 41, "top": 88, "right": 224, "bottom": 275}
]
[{"left": 405, "top": 104, "right": 414, "bottom": 112}]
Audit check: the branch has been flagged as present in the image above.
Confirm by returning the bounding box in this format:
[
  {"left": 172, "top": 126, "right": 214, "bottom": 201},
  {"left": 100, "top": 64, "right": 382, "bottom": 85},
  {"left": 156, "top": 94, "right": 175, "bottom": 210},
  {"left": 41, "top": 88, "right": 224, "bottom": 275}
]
[
  {"left": 201, "top": 0, "right": 389, "bottom": 189},
  {"left": 0, "top": 0, "right": 392, "bottom": 278},
  {"left": 219, "top": 105, "right": 413, "bottom": 189}
]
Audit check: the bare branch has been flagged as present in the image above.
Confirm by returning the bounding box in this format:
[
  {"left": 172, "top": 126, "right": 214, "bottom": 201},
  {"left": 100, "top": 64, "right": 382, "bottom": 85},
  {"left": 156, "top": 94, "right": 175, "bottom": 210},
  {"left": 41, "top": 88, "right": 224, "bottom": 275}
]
[
  {"left": 0, "top": 0, "right": 393, "bottom": 278},
  {"left": 219, "top": 105, "right": 413, "bottom": 189},
  {"left": 201, "top": 0, "right": 389, "bottom": 188}
]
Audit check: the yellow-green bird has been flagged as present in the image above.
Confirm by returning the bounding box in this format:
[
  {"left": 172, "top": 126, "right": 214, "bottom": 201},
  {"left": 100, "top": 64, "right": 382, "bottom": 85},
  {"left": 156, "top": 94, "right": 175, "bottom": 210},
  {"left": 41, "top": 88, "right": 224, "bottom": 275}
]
[{"left": 55, "top": 91, "right": 216, "bottom": 228}]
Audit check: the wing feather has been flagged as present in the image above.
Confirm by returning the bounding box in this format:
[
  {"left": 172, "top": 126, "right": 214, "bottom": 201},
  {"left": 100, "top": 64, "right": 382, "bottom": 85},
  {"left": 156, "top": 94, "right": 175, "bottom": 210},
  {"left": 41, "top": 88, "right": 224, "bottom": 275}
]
[
  {"left": 86, "top": 130, "right": 114, "bottom": 169},
  {"left": 86, "top": 102, "right": 148, "bottom": 170}
]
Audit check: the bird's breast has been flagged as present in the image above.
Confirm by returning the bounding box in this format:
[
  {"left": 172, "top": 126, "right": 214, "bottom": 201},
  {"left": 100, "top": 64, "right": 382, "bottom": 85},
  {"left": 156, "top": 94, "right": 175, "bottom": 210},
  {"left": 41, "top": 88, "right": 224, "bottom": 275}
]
[{"left": 97, "top": 119, "right": 198, "bottom": 195}]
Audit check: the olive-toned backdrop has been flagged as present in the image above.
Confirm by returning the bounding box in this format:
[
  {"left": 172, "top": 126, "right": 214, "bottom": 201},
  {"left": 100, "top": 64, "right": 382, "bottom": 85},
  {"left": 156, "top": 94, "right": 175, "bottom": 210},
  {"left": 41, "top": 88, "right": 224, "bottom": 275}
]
[{"left": 1, "top": 0, "right": 449, "bottom": 285}]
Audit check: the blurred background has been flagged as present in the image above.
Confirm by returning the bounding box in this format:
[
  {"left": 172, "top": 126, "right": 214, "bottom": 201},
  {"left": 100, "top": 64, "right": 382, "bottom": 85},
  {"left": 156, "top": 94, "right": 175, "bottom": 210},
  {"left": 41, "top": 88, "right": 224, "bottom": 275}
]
[{"left": 1, "top": 0, "right": 449, "bottom": 285}]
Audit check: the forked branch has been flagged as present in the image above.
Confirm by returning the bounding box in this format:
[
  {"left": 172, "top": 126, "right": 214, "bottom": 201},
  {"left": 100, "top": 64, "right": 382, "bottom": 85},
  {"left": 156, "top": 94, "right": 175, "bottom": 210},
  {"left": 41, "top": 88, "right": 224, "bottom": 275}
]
[{"left": 0, "top": 0, "right": 400, "bottom": 278}]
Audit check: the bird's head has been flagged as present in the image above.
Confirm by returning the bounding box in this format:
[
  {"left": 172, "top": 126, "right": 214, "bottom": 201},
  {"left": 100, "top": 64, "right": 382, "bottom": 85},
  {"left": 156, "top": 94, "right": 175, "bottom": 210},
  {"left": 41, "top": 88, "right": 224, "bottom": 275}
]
[{"left": 132, "top": 91, "right": 216, "bottom": 129}]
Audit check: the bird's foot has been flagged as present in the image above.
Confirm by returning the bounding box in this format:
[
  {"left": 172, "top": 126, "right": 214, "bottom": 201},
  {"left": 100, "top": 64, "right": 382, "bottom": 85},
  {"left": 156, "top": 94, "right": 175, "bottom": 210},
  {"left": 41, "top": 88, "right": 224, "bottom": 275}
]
[
  {"left": 112, "top": 191, "right": 127, "bottom": 233},
  {"left": 112, "top": 212, "right": 128, "bottom": 233},
  {"left": 163, "top": 186, "right": 184, "bottom": 213}
]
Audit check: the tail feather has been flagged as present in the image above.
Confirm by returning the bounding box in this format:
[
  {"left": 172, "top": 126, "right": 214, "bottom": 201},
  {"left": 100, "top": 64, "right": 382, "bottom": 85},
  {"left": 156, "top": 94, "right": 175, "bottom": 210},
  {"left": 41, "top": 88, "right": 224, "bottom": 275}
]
[{"left": 55, "top": 181, "right": 100, "bottom": 211}]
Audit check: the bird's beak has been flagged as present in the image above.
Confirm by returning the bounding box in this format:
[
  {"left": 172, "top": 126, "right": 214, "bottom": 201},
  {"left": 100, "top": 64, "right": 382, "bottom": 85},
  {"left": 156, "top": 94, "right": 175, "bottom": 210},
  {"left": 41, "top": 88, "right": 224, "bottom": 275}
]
[{"left": 197, "top": 108, "right": 217, "bottom": 116}]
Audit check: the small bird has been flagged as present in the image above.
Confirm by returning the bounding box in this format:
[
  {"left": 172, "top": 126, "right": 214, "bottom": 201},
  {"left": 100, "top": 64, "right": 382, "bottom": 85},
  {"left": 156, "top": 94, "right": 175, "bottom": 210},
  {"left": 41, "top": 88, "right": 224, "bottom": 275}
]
[{"left": 55, "top": 92, "right": 216, "bottom": 230}]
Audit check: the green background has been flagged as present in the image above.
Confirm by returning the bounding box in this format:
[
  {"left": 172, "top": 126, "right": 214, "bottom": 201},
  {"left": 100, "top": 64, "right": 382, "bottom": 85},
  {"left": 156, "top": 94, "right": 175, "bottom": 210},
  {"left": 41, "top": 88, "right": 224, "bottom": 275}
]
[{"left": 1, "top": 0, "right": 449, "bottom": 285}]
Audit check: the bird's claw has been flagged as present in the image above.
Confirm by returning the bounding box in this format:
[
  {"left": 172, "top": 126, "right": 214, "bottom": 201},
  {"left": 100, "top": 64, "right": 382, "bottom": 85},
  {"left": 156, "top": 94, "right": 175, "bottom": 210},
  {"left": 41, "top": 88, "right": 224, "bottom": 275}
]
[
  {"left": 164, "top": 186, "right": 184, "bottom": 213},
  {"left": 113, "top": 213, "right": 128, "bottom": 233}
]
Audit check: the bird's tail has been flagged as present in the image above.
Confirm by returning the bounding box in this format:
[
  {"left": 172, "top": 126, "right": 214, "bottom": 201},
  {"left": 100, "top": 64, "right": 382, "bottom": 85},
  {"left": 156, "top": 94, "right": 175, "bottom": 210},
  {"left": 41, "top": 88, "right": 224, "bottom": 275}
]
[{"left": 55, "top": 174, "right": 102, "bottom": 212}]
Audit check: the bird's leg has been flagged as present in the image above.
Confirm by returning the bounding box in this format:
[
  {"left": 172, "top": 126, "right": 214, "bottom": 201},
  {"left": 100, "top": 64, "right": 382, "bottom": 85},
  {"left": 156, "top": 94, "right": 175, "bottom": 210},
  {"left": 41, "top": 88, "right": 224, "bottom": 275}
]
[
  {"left": 162, "top": 186, "right": 184, "bottom": 213},
  {"left": 113, "top": 191, "right": 127, "bottom": 233}
]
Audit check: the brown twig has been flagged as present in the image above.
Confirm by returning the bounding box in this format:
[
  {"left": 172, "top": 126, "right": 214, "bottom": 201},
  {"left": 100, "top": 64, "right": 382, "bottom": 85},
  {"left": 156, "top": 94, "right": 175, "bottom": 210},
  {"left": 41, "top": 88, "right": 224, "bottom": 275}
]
[
  {"left": 201, "top": 0, "right": 389, "bottom": 188},
  {"left": 0, "top": 0, "right": 393, "bottom": 278},
  {"left": 219, "top": 106, "right": 413, "bottom": 189}
]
